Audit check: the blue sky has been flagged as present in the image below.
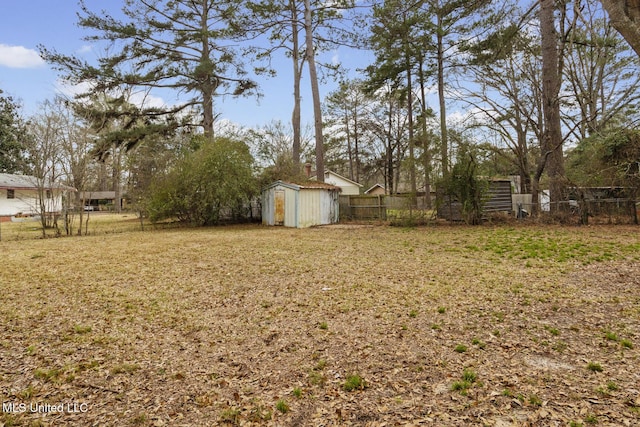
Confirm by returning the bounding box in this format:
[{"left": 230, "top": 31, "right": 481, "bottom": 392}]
[{"left": 0, "top": 1, "right": 370, "bottom": 129}]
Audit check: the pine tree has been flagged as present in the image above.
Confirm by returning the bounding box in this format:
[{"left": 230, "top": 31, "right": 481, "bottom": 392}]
[{"left": 39, "top": 0, "right": 256, "bottom": 140}]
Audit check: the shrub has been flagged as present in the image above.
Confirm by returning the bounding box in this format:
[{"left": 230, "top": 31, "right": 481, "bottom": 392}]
[
  {"left": 147, "top": 136, "right": 257, "bottom": 226},
  {"left": 438, "top": 144, "right": 488, "bottom": 225}
]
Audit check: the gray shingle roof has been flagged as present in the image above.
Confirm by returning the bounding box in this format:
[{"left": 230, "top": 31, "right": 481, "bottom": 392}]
[{"left": 0, "top": 173, "right": 75, "bottom": 191}]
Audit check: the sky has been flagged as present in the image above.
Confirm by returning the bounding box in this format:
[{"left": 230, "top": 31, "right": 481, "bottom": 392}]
[{"left": 0, "top": 0, "right": 371, "bottom": 129}]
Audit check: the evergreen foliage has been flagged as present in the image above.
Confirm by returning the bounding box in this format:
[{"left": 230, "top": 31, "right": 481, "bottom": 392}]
[
  {"left": 0, "top": 90, "right": 29, "bottom": 174},
  {"left": 567, "top": 128, "right": 640, "bottom": 188},
  {"left": 146, "top": 136, "right": 257, "bottom": 225},
  {"left": 39, "top": 0, "right": 257, "bottom": 138},
  {"left": 440, "top": 145, "right": 488, "bottom": 225}
]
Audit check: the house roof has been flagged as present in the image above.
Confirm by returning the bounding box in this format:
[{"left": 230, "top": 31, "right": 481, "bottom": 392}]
[
  {"left": 0, "top": 173, "right": 75, "bottom": 191},
  {"left": 365, "top": 183, "right": 385, "bottom": 194},
  {"left": 324, "top": 170, "right": 363, "bottom": 187}
]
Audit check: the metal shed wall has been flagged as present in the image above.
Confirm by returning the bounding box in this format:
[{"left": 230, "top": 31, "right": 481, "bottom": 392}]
[
  {"left": 298, "top": 188, "right": 339, "bottom": 227},
  {"left": 262, "top": 183, "right": 298, "bottom": 226},
  {"left": 321, "top": 189, "right": 339, "bottom": 224},
  {"left": 283, "top": 186, "right": 298, "bottom": 227},
  {"left": 262, "top": 181, "right": 340, "bottom": 228},
  {"left": 261, "top": 186, "right": 275, "bottom": 225}
]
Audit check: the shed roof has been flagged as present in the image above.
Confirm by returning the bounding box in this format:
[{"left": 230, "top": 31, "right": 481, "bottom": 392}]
[
  {"left": 0, "top": 173, "right": 75, "bottom": 191},
  {"left": 263, "top": 180, "right": 341, "bottom": 192}
]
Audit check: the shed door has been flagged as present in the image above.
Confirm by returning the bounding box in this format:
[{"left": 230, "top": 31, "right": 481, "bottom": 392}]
[{"left": 274, "top": 190, "right": 285, "bottom": 225}]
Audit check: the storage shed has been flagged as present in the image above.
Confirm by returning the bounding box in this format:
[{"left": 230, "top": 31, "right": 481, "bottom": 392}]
[{"left": 262, "top": 180, "right": 340, "bottom": 228}]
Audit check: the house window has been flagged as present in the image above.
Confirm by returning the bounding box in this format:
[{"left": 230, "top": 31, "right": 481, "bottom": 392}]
[
  {"left": 46, "top": 189, "right": 52, "bottom": 199},
  {"left": 7, "top": 189, "right": 15, "bottom": 199}
]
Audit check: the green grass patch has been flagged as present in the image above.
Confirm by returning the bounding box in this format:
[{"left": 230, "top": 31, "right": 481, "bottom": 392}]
[
  {"left": 276, "top": 399, "right": 290, "bottom": 413},
  {"left": 587, "top": 362, "right": 603, "bottom": 373},
  {"left": 111, "top": 363, "right": 140, "bottom": 375},
  {"left": 343, "top": 374, "right": 366, "bottom": 392},
  {"left": 454, "top": 344, "right": 467, "bottom": 353}
]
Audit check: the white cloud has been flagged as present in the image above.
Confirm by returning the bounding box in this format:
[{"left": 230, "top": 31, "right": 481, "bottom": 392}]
[
  {"left": 0, "top": 44, "right": 45, "bottom": 68},
  {"left": 54, "top": 79, "right": 92, "bottom": 99},
  {"left": 77, "top": 45, "right": 93, "bottom": 54},
  {"left": 129, "top": 90, "right": 167, "bottom": 110},
  {"left": 332, "top": 51, "right": 340, "bottom": 66},
  {"left": 55, "top": 79, "right": 170, "bottom": 111}
]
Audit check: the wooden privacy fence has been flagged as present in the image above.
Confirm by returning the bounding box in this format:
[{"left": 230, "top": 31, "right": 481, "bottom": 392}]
[
  {"left": 340, "top": 195, "right": 387, "bottom": 220},
  {"left": 339, "top": 194, "right": 430, "bottom": 220}
]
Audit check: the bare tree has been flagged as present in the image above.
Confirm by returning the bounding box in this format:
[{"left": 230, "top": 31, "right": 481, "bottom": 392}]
[{"left": 26, "top": 100, "right": 66, "bottom": 236}]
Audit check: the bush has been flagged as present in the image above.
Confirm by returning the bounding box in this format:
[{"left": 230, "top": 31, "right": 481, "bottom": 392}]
[
  {"left": 439, "top": 145, "right": 488, "bottom": 225},
  {"left": 146, "top": 136, "right": 257, "bottom": 225}
]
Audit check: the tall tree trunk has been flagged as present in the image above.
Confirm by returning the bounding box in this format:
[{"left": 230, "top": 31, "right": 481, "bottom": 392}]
[
  {"left": 112, "top": 142, "right": 122, "bottom": 213},
  {"left": 201, "top": 88, "right": 215, "bottom": 139},
  {"left": 406, "top": 68, "right": 417, "bottom": 200},
  {"left": 437, "top": 10, "right": 449, "bottom": 177},
  {"left": 540, "top": 0, "right": 565, "bottom": 209},
  {"left": 517, "top": 129, "right": 532, "bottom": 193},
  {"left": 290, "top": 0, "right": 302, "bottom": 168},
  {"left": 601, "top": 0, "right": 640, "bottom": 57},
  {"left": 345, "top": 105, "right": 354, "bottom": 181},
  {"left": 418, "top": 59, "right": 432, "bottom": 209},
  {"left": 304, "top": 0, "right": 324, "bottom": 182},
  {"left": 405, "top": 18, "right": 417, "bottom": 201},
  {"left": 387, "top": 100, "right": 394, "bottom": 194},
  {"left": 200, "top": 0, "right": 215, "bottom": 139},
  {"left": 354, "top": 110, "right": 360, "bottom": 183}
]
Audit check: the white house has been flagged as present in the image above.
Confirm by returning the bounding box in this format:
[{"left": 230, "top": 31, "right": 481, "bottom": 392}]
[
  {"left": 321, "top": 170, "right": 363, "bottom": 195},
  {"left": 262, "top": 180, "right": 340, "bottom": 228},
  {"left": 0, "top": 173, "right": 73, "bottom": 219},
  {"left": 303, "top": 163, "right": 364, "bottom": 195}
]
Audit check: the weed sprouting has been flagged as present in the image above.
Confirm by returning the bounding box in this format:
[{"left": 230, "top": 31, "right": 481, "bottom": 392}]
[
  {"left": 343, "top": 374, "right": 366, "bottom": 391},
  {"left": 620, "top": 339, "right": 633, "bottom": 349},
  {"left": 462, "top": 369, "right": 477, "bottom": 383},
  {"left": 276, "top": 399, "right": 289, "bottom": 413},
  {"left": 451, "top": 368, "right": 478, "bottom": 395},
  {"left": 528, "top": 395, "right": 542, "bottom": 406},
  {"left": 471, "top": 338, "right": 486, "bottom": 349},
  {"left": 34, "top": 368, "right": 61, "bottom": 383},
  {"left": 451, "top": 380, "right": 471, "bottom": 393},
  {"left": 454, "top": 344, "right": 467, "bottom": 353},
  {"left": 544, "top": 326, "right": 559, "bottom": 336},
  {"left": 587, "top": 362, "right": 603, "bottom": 373}
]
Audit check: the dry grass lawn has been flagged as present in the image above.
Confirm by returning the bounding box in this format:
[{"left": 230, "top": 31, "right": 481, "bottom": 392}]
[{"left": 1, "top": 222, "right": 639, "bottom": 426}]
